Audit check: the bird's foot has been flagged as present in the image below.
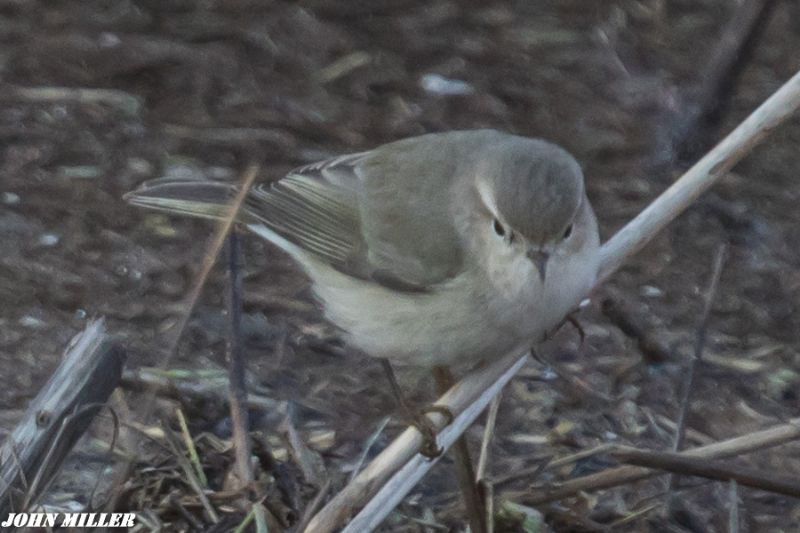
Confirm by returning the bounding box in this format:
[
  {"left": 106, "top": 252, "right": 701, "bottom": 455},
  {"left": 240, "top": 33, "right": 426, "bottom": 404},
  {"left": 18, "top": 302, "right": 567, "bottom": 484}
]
[
  {"left": 565, "top": 313, "right": 586, "bottom": 345},
  {"left": 407, "top": 405, "right": 455, "bottom": 459},
  {"left": 544, "top": 310, "right": 586, "bottom": 345},
  {"left": 379, "top": 359, "right": 456, "bottom": 458}
]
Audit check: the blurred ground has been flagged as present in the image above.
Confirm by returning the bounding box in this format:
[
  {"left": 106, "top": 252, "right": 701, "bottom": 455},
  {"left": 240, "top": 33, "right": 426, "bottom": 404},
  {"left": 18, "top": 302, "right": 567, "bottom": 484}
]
[{"left": 2, "top": 0, "right": 800, "bottom": 531}]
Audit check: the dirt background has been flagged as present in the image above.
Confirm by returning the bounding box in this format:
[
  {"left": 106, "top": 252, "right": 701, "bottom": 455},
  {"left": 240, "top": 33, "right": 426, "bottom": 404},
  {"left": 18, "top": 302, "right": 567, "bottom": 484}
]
[{"left": 2, "top": 0, "right": 800, "bottom": 531}]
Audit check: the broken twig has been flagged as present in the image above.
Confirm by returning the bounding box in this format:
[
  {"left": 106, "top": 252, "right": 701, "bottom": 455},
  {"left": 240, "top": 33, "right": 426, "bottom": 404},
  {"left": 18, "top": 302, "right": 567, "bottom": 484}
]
[
  {"left": 525, "top": 417, "right": 800, "bottom": 505},
  {"left": 614, "top": 446, "right": 800, "bottom": 499},
  {"left": 0, "top": 320, "right": 125, "bottom": 515}
]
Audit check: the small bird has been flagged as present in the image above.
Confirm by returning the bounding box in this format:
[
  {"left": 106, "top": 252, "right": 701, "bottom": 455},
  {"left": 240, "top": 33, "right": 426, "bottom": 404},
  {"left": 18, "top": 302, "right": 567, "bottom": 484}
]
[{"left": 126, "top": 129, "right": 600, "bottom": 450}]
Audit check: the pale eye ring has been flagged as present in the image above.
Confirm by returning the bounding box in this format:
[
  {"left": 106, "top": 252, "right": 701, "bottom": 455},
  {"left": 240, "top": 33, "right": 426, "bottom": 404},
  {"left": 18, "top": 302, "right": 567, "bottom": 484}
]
[{"left": 562, "top": 223, "right": 573, "bottom": 240}]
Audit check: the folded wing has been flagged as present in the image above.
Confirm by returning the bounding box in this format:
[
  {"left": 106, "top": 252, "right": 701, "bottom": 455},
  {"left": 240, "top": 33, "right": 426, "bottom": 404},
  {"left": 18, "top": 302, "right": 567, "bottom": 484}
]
[{"left": 125, "top": 149, "right": 463, "bottom": 292}]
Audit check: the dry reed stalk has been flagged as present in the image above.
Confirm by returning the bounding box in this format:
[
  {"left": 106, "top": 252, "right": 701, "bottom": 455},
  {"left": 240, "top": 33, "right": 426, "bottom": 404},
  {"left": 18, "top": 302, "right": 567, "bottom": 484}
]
[
  {"left": 525, "top": 417, "right": 800, "bottom": 505},
  {"left": 729, "top": 479, "right": 740, "bottom": 533},
  {"left": 612, "top": 446, "right": 800, "bottom": 499},
  {"left": 305, "top": 354, "right": 527, "bottom": 532},
  {"left": 598, "top": 69, "right": 800, "bottom": 280}
]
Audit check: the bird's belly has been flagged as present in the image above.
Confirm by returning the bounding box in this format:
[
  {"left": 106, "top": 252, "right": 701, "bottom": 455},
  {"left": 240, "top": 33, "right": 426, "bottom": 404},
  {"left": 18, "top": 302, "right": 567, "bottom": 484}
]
[
  {"left": 305, "top": 266, "right": 544, "bottom": 368},
  {"left": 302, "top": 244, "right": 596, "bottom": 368}
]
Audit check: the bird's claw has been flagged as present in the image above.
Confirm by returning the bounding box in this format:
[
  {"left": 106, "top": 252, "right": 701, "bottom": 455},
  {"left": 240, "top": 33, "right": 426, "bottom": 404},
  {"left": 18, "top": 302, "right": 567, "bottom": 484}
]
[
  {"left": 544, "top": 310, "right": 586, "bottom": 345},
  {"left": 408, "top": 405, "right": 454, "bottom": 459}
]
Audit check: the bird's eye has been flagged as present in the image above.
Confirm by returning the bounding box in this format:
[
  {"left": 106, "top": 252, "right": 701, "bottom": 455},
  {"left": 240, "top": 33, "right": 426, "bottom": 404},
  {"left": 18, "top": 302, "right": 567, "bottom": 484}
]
[
  {"left": 562, "top": 224, "right": 573, "bottom": 240},
  {"left": 493, "top": 218, "right": 505, "bottom": 237}
]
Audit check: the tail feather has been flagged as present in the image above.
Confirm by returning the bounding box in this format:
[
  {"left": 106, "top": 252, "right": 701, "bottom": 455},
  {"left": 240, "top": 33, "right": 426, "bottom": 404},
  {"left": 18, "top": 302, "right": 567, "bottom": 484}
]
[
  {"left": 123, "top": 178, "right": 253, "bottom": 223},
  {"left": 125, "top": 175, "right": 364, "bottom": 275}
]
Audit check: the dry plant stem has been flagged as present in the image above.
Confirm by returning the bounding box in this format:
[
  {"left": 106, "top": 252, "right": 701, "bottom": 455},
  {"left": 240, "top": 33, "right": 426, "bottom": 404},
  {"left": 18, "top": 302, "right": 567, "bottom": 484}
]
[
  {"left": 349, "top": 417, "right": 391, "bottom": 483},
  {"left": 729, "top": 479, "right": 739, "bottom": 533},
  {"left": 613, "top": 446, "right": 800, "bottom": 499},
  {"left": 306, "top": 69, "right": 800, "bottom": 532},
  {"left": 120, "top": 367, "right": 277, "bottom": 412},
  {"left": 673, "top": 244, "right": 727, "bottom": 451},
  {"left": 254, "top": 503, "right": 269, "bottom": 533},
  {"left": 481, "top": 481, "right": 495, "bottom": 533},
  {"left": 379, "top": 360, "right": 416, "bottom": 419},
  {"left": 233, "top": 507, "right": 256, "bottom": 533},
  {"left": 306, "top": 353, "right": 527, "bottom": 533},
  {"left": 107, "top": 164, "right": 260, "bottom": 511},
  {"left": 495, "top": 444, "right": 618, "bottom": 487},
  {"left": 668, "top": 243, "right": 727, "bottom": 501},
  {"left": 295, "top": 480, "right": 333, "bottom": 533},
  {"left": 227, "top": 230, "right": 254, "bottom": 488},
  {"left": 3, "top": 85, "right": 142, "bottom": 115},
  {"left": 607, "top": 502, "right": 661, "bottom": 528},
  {"left": 655, "top": 414, "right": 714, "bottom": 446},
  {"left": 547, "top": 443, "right": 617, "bottom": 471},
  {"left": 176, "top": 408, "right": 207, "bottom": 487},
  {"left": 525, "top": 417, "right": 800, "bottom": 505},
  {"left": 675, "top": 0, "right": 778, "bottom": 160},
  {"left": 170, "top": 493, "right": 204, "bottom": 531},
  {"left": 163, "top": 124, "right": 290, "bottom": 146},
  {"left": 477, "top": 392, "right": 503, "bottom": 482},
  {"left": 284, "top": 402, "right": 326, "bottom": 486},
  {"left": 477, "top": 389, "right": 502, "bottom": 533},
  {"left": 163, "top": 426, "right": 220, "bottom": 523},
  {"left": 433, "top": 366, "right": 486, "bottom": 533},
  {"left": 598, "top": 69, "right": 800, "bottom": 281}
]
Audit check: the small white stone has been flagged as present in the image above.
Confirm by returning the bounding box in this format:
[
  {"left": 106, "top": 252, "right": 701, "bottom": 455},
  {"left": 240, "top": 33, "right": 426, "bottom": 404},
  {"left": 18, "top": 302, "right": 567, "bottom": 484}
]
[
  {"left": 51, "top": 105, "right": 69, "bottom": 119},
  {"left": 2, "top": 192, "right": 20, "bottom": 205},
  {"left": 127, "top": 157, "right": 152, "bottom": 176},
  {"left": 38, "top": 233, "right": 60, "bottom": 246},
  {"left": 541, "top": 367, "right": 558, "bottom": 381},
  {"left": 19, "top": 315, "right": 46, "bottom": 328},
  {"left": 99, "top": 32, "right": 121, "bottom": 47},
  {"left": 420, "top": 74, "right": 474, "bottom": 96},
  {"left": 640, "top": 285, "right": 663, "bottom": 298}
]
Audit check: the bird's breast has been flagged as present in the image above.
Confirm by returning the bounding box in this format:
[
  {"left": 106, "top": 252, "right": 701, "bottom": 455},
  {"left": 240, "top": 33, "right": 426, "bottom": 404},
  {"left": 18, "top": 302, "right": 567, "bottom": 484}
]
[{"left": 302, "top": 241, "right": 597, "bottom": 368}]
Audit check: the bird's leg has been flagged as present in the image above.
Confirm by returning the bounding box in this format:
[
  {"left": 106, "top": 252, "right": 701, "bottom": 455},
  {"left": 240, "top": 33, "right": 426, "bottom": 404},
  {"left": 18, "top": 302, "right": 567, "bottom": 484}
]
[
  {"left": 565, "top": 313, "right": 586, "bottom": 345},
  {"left": 379, "top": 360, "right": 453, "bottom": 458},
  {"left": 545, "top": 308, "right": 586, "bottom": 345}
]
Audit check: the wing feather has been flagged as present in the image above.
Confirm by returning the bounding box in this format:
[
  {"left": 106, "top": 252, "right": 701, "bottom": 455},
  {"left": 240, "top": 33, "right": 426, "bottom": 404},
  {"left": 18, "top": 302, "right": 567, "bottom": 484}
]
[
  {"left": 247, "top": 174, "right": 362, "bottom": 264},
  {"left": 126, "top": 136, "right": 472, "bottom": 292}
]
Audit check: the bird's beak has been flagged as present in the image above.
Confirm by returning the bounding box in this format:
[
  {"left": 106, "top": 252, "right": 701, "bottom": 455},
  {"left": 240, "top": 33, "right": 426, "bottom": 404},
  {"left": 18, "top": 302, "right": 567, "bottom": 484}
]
[{"left": 527, "top": 248, "right": 549, "bottom": 282}]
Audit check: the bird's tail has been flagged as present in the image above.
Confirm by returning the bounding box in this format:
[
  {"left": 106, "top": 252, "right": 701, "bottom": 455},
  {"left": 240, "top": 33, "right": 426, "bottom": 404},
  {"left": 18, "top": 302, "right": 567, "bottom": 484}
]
[{"left": 123, "top": 178, "right": 254, "bottom": 223}]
